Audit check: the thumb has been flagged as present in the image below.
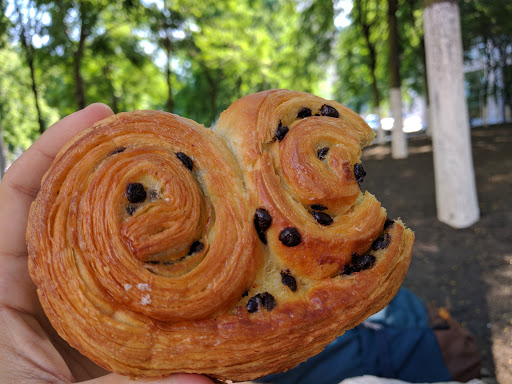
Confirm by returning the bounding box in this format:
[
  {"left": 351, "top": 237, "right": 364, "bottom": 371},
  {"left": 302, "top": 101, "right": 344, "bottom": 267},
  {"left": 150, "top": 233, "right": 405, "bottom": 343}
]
[{"left": 82, "top": 373, "right": 215, "bottom": 384}]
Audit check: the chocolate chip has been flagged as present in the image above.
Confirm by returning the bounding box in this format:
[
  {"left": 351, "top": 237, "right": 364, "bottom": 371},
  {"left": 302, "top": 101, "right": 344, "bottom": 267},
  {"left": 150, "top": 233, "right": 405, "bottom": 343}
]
[
  {"left": 260, "top": 292, "right": 276, "bottom": 311},
  {"left": 275, "top": 122, "right": 289, "bottom": 142},
  {"left": 372, "top": 234, "right": 391, "bottom": 250},
  {"left": 246, "top": 296, "right": 259, "bottom": 313},
  {"left": 247, "top": 292, "right": 277, "bottom": 313},
  {"left": 384, "top": 218, "right": 395, "bottom": 230},
  {"left": 110, "top": 147, "right": 126, "bottom": 156},
  {"left": 188, "top": 241, "right": 204, "bottom": 255},
  {"left": 311, "top": 204, "right": 327, "bottom": 211},
  {"left": 311, "top": 211, "right": 333, "bottom": 226},
  {"left": 352, "top": 253, "right": 376, "bottom": 271},
  {"left": 320, "top": 104, "right": 339, "bottom": 118},
  {"left": 125, "top": 183, "right": 146, "bottom": 203},
  {"left": 242, "top": 290, "right": 249, "bottom": 297},
  {"left": 353, "top": 163, "right": 366, "bottom": 186},
  {"left": 297, "top": 107, "right": 312, "bottom": 118},
  {"left": 350, "top": 252, "right": 361, "bottom": 273},
  {"left": 340, "top": 253, "right": 376, "bottom": 276},
  {"left": 279, "top": 227, "right": 301, "bottom": 247},
  {"left": 126, "top": 205, "right": 136, "bottom": 215},
  {"left": 281, "top": 271, "right": 297, "bottom": 292},
  {"left": 317, "top": 147, "right": 329, "bottom": 160},
  {"left": 247, "top": 292, "right": 276, "bottom": 313},
  {"left": 254, "top": 208, "right": 272, "bottom": 244},
  {"left": 176, "top": 152, "right": 193, "bottom": 171}
]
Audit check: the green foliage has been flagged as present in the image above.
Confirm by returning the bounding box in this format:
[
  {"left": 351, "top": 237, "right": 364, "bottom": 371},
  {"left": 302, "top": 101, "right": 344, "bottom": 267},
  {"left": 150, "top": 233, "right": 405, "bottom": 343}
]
[
  {"left": 334, "top": 0, "right": 425, "bottom": 114},
  {"left": 171, "top": 0, "right": 331, "bottom": 123},
  {"left": 397, "top": 1, "right": 425, "bottom": 95},
  {"left": 334, "top": 23, "right": 376, "bottom": 111},
  {"left": 0, "top": 45, "right": 58, "bottom": 156},
  {"left": 1, "top": 0, "right": 510, "bottom": 159},
  {"left": 334, "top": 0, "right": 389, "bottom": 112}
]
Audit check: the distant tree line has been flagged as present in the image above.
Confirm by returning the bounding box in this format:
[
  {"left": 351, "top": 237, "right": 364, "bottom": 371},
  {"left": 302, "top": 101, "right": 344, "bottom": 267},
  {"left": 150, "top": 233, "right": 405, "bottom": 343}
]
[{"left": 0, "top": 0, "right": 510, "bottom": 167}]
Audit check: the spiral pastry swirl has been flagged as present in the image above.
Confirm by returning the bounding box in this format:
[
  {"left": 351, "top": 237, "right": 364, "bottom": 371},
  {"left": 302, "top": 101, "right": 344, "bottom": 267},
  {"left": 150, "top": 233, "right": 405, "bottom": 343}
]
[
  {"left": 28, "top": 92, "right": 414, "bottom": 382},
  {"left": 215, "top": 90, "right": 394, "bottom": 280}
]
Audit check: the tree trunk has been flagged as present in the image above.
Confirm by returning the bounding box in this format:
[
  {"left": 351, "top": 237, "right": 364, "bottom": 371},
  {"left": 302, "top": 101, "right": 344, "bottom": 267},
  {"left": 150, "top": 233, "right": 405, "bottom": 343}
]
[
  {"left": 423, "top": 0, "right": 479, "bottom": 228},
  {"left": 15, "top": 0, "right": 45, "bottom": 134},
  {"left": 210, "top": 83, "right": 217, "bottom": 124},
  {"left": 497, "top": 46, "right": 507, "bottom": 123},
  {"left": 369, "top": 52, "right": 384, "bottom": 144},
  {"left": 355, "top": 1, "right": 384, "bottom": 144},
  {"left": 210, "top": 84, "right": 217, "bottom": 125},
  {"left": 166, "top": 45, "right": 174, "bottom": 113},
  {"left": 28, "top": 54, "right": 45, "bottom": 134},
  {"left": 365, "top": 28, "right": 384, "bottom": 144},
  {"left": 235, "top": 76, "right": 242, "bottom": 99},
  {"left": 103, "top": 64, "right": 118, "bottom": 113},
  {"left": 204, "top": 69, "right": 217, "bottom": 125},
  {"left": 74, "top": 17, "right": 87, "bottom": 110},
  {"left": 388, "top": 0, "right": 407, "bottom": 158}
]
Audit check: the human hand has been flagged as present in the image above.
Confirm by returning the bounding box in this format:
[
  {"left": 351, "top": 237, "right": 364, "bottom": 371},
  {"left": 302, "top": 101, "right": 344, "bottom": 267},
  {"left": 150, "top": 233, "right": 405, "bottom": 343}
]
[{"left": 0, "top": 104, "right": 213, "bottom": 384}]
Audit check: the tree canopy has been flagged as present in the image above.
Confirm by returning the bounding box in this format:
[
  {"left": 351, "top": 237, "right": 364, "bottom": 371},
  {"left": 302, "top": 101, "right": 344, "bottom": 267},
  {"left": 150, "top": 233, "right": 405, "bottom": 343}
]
[{"left": 1, "top": 0, "right": 510, "bottom": 161}]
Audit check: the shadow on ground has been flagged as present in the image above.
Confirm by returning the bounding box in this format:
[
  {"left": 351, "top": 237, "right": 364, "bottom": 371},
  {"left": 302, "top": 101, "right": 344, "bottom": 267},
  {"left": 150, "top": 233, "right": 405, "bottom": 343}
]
[{"left": 362, "top": 125, "right": 512, "bottom": 383}]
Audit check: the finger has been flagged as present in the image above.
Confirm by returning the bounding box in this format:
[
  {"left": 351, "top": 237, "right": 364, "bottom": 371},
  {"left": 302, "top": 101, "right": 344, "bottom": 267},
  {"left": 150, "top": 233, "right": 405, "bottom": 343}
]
[
  {"left": 0, "top": 103, "right": 113, "bottom": 258},
  {"left": 82, "top": 373, "right": 214, "bottom": 384}
]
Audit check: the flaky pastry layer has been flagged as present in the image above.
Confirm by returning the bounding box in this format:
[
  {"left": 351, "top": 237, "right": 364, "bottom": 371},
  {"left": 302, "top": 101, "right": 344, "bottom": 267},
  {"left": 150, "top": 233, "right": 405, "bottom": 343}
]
[{"left": 27, "top": 90, "right": 414, "bottom": 382}]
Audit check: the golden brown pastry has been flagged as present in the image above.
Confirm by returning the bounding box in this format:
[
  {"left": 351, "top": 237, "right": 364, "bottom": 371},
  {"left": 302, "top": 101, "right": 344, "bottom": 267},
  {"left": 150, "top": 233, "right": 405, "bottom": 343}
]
[{"left": 27, "top": 90, "right": 414, "bottom": 382}]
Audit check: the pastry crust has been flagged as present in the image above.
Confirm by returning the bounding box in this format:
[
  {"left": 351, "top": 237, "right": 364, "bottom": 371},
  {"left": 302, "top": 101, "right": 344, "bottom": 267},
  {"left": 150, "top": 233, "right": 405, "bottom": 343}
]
[{"left": 27, "top": 91, "right": 414, "bottom": 382}]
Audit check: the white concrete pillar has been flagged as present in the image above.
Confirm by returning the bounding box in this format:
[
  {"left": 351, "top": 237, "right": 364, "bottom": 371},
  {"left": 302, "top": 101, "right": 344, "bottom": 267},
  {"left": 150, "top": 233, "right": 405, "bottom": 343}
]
[
  {"left": 424, "top": 0, "right": 479, "bottom": 228},
  {"left": 482, "top": 105, "right": 488, "bottom": 127},
  {"left": 390, "top": 88, "right": 407, "bottom": 158}
]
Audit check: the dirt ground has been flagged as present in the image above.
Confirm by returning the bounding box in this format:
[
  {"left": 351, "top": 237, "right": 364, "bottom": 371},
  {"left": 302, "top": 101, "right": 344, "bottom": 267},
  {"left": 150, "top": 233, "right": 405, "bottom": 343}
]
[{"left": 361, "top": 125, "right": 512, "bottom": 383}]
